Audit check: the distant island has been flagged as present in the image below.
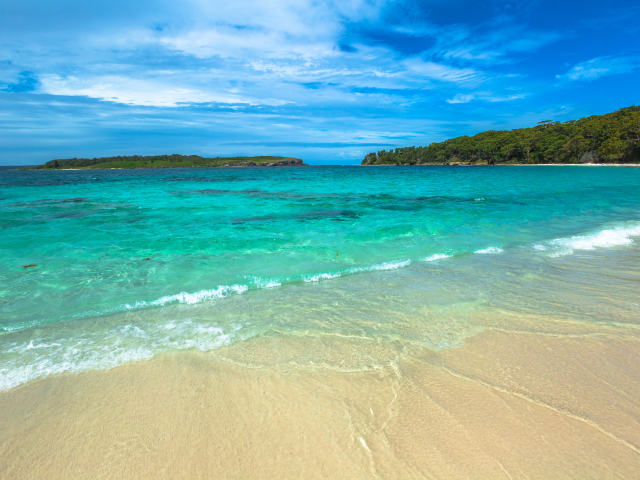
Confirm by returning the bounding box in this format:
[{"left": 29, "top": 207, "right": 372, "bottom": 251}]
[
  {"left": 30, "top": 155, "right": 307, "bottom": 170},
  {"left": 362, "top": 106, "right": 640, "bottom": 166}
]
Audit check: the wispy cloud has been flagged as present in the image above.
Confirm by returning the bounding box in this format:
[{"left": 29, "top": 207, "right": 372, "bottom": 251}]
[
  {"left": 222, "top": 142, "right": 396, "bottom": 148},
  {"left": 446, "top": 94, "right": 475, "bottom": 104},
  {"left": 557, "top": 56, "right": 640, "bottom": 81},
  {"left": 446, "top": 91, "right": 525, "bottom": 104},
  {"left": 403, "top": 58, "right": 481, "bottom": 84},
  {"left": 438, "top": 25, "right": 562, "bottom": 66}
]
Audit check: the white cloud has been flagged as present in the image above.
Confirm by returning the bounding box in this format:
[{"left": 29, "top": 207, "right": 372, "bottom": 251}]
[
  {"left": 6, "top": 0, "right": 422, "bottom": 106},
  {"left": 446, "top": 91, "right": 525, "bottom": 104},
  {"left": 0, "top": 0, "right": 564, "bottom": 111},
  {"left": 403, "top": 58, "right": 481, "bottom": 83},
  {"left": 557, "top": 56, "right": 640, "bottom": 81},
  {"left": 39, "top": 75, "right": 255, "bottom": 107},
  {"left": 447, "top": 94, "right": 474, "bottom": 104},
  {"left": 158, "top": 0, "right": 388, "bottom": 60},
  {"left": 437, "top": 24, "right": 562, "bottom": 66}
]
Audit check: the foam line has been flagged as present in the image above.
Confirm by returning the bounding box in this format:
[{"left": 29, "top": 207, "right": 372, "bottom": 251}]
[
  {"left": 475, "top": 247, "right": 504, "bottom": 254},
  {"left": 546, "top": 223, "right": 640, "bottom": 257},
  {"left": 422, "top": 253, "right": 452, "bottom": 262},
  {"left": 303, "top": 272, "right": 341, "bottom": 282},
  {"left": 0, "top": 319, "right": 242, "bottom": 392},
  {"left": 126, "top": 284, "right": 248, "bottom": 308}
]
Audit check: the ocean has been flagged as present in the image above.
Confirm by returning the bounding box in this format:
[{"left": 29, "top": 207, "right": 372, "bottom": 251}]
[{"left": 2, "top": 165, "right": 640, "bottom": 391}]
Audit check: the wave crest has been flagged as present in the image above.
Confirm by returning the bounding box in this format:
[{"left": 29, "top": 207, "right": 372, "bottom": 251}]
[
  {"left": 546, "top": 224, "right": 640, "bottom": 257},
  {"left": 475, "top": 247, "right": 504, "bottom": 254},
  {"left": 126, "top": 284, "right": 248, "bottom": 308},
  {"left": 422, "top": 253, "right": 452, "bottom": 262}
]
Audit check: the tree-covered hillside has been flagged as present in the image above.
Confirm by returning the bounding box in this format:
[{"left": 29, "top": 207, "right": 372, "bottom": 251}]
[
  {"left": 362, "top": 106, "right": 640, "bottom": 165},
  {"left": 32, "top": 155, "right": 305, "bottom": 169}
]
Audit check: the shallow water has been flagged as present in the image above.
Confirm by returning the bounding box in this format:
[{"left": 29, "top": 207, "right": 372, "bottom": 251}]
[{"left": 1, "top": 166, "right": 640, "bottom": 390}]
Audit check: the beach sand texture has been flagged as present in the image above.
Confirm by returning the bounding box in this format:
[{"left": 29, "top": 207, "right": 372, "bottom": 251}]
[{"left": 2, "top": 328, "right": 640, "bottom": 480}]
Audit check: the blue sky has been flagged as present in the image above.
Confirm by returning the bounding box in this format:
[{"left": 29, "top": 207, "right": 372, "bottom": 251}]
[{"left": 1, "top": 0, "right": 639, "bottom": 165}]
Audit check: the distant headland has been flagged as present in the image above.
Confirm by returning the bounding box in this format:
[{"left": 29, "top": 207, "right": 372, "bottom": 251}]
[
  {"left": 29, "top": 155, "right": 307, "bottom": 170},
  {"left": 362, "top": 106, "right": 640, "bottom": 166}
]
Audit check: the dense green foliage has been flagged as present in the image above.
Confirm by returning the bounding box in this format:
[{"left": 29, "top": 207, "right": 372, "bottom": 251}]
[
  {"left": 32, "top": 154, "right": 303, "bottom": 170},
  {"left": 363, "top": 106, "right": 640, "bottom": 165}
]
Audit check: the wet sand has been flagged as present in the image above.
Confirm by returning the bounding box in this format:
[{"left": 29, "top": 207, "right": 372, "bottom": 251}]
[{"left": 2, "top": 328, "right": 640, "bottom": 479}]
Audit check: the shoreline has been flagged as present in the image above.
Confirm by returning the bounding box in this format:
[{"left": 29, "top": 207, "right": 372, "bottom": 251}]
[
  {"left": 360, "top": 163, "right": 640, "bottom": 167},
  {"left": 11, "top": 163, "right": 640, "bottom": 171},
  {"left": 501, "top": 163, "right": 640, "bottom": 167},
  {"left": 20, "top": 165, "right": 311, "bottom": 171},
  {"left": 2, "top": 328, "right": 639, "bottom": 479}
]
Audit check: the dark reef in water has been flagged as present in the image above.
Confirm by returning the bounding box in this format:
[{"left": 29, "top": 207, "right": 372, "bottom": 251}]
[
  {"left": 29, "top": 155, "right": 307, "bottom": 170},
  {"left": 362, "top": 106, "right": 640, "bottom": 166}
]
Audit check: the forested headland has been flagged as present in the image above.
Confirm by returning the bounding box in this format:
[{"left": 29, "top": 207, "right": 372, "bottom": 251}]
[
  {"left": 31, "top": 155, "right": 306, "bottom": 170},
  {"left": 362, "top": 106, "right": 640, "bottom": 166}
]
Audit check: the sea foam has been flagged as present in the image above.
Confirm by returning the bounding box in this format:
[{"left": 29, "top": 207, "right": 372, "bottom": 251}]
[
  {"left": 350, "top": 259, "right": 412, "bottom": 273},
  {"left": 126, "top": 284, "right": 248, "bottom": 308},
  {"left": 546, "top": 224, "right": 640, "bottom": 257},
  {"left": 245, "top": 276, "right": 282, "bottom": 288},
  {"left": 475, "top": 247, "right": 504, "bottom": 254},
  {"left": 422, "top": 253, "right": 452, "bottom": 262},
  {"left": 303, "top": 272, "right": 341, "bottom": 282},
  {"left": 0, "top": 319, "right": 246, "bottom": 392}
]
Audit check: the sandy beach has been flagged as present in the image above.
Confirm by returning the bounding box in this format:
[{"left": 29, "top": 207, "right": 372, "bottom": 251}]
[{"left": 2, "top": 327, "right": 639, "bottom": 479}]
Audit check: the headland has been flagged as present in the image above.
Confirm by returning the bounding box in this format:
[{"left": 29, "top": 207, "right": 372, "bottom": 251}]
[
  {"left": 28, "top": 155, "right": 307, "bottom": 170},
  {"left": 362, "top": 106, "right": 640, "bottom": 166}
]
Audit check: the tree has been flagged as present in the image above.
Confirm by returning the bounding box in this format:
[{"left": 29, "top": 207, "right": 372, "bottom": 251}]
[{"left": 361, "top": 106, "right": 640, "bottom": 165}]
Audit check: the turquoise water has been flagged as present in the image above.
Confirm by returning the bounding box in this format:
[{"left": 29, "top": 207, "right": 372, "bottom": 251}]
[{"left": 2, "top": 166, "right": 640, "bottom": 390}]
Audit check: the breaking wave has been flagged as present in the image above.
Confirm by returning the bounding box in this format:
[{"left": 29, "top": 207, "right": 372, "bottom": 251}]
[
  {"left": 0, "top": 319, "right": 248, "bottom": 392},
  {"left": 543, "top": 223, "right": 640, "bottom": 257},
  {"left": 475, "top": 247, "right": 504, "bottom": 254},
  {"left": 422, "top": 253, "right": 452, "bottom": 262}
]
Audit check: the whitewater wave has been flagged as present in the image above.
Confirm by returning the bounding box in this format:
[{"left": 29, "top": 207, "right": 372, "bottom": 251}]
[
  {"left": 244, "top": 276, "right": 282, "bottom": 288},
  {"left": 302, "top": 259, "right": 411, "bottom": 283},
  {"left": 0, "top": 319, "right": 247, "bottom": 392},
  {"left": 349, "top": 259, "right": 412, "bottom": 273},
  {"left": 303, "top": 272, "right": 341, "bottom": 282},
  {"left": 475, "top": 247, "right": 504, "bottom": 254},
  {"left": 422, "top": 253, "right": 452, "bottom": 262},
  {"left": 126, "top": 284, "right": 249, "bottom": 308},
  {"left": 545, "top": 224, "right": 640, "bottom": 257}
]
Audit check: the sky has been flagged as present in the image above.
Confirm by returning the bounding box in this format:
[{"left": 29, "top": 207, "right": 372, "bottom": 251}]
[{"left": 1, "top": 0, "right": 639, "bottom": 165}]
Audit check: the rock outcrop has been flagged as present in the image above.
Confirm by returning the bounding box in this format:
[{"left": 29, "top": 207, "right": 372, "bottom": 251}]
[{"left": 224, "top": 158, "right": 307, "bottom": 167}]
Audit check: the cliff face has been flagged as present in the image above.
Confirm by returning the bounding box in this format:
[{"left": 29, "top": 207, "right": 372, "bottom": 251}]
[{"left": 362, "top": 106, "right": 640, "bottom": 166}]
